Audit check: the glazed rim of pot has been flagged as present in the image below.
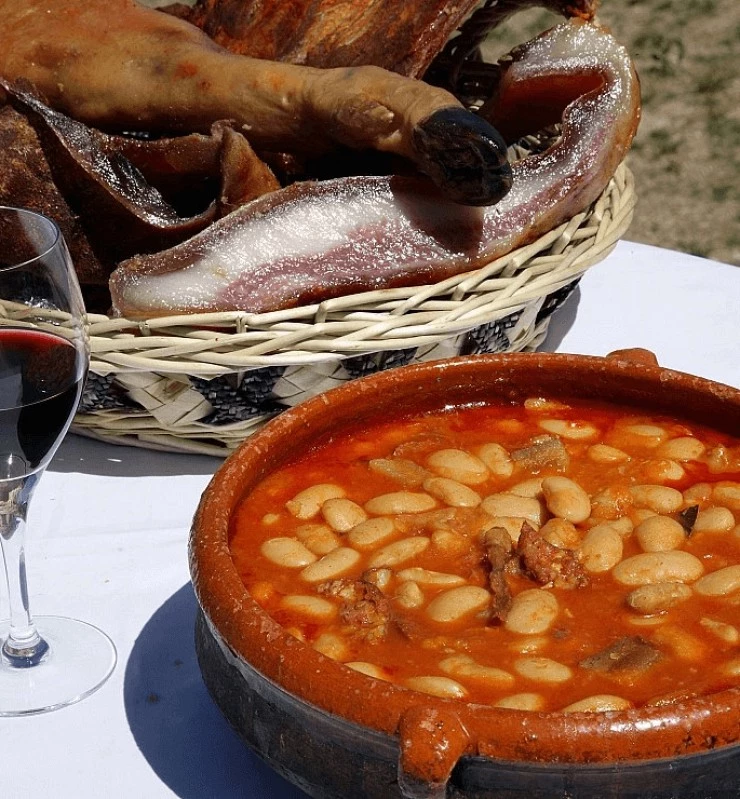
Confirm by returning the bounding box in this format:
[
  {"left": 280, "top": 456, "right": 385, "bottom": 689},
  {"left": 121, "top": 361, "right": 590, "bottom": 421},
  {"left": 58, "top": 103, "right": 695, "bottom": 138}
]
[{"left": 190, "top": 352, "right": 740, "bottom": 781}]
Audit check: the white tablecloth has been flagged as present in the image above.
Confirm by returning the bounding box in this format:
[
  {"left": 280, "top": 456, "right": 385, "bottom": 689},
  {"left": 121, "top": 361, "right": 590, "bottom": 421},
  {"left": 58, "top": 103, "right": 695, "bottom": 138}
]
[{"left": 2, "top": 241, "right": 738, "bottom": 798}]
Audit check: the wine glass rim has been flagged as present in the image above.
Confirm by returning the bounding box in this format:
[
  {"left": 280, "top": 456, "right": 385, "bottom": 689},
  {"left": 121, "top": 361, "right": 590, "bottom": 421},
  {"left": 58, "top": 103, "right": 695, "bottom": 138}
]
[{"left": 0, "top": 205, "right": 62, "bottom": 271}]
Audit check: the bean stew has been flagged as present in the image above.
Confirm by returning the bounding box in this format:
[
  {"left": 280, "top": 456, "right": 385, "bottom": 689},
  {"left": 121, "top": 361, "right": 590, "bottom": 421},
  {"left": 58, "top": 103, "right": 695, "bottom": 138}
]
[{"left": 230, "top": 397, "right": 740, "bottom": 713}]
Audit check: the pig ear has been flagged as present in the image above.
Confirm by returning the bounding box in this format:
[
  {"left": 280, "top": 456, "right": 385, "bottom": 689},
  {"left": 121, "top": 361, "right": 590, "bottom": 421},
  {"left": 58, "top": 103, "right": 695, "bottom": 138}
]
[{"left": 4, "top": 83, "right": 217, "bottom": 263}]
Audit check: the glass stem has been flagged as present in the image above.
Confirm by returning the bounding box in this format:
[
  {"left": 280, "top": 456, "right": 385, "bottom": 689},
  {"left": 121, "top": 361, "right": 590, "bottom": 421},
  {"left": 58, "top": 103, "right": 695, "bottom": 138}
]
[{"left": 0, "top": 472, "right": 48, "bottom": 668}]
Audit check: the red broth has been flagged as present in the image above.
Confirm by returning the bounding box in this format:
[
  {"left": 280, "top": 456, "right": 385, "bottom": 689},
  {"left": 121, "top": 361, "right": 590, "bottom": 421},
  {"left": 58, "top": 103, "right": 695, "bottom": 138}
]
[{"left": 230, "top": 398, "right": 740, "bottom": 712}]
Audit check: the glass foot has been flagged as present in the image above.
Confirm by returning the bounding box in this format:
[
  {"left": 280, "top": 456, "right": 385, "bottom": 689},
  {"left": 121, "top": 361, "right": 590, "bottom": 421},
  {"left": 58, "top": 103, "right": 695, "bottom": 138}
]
[{"left": 0, "top": 615, "right": 116, "bottom": 716}]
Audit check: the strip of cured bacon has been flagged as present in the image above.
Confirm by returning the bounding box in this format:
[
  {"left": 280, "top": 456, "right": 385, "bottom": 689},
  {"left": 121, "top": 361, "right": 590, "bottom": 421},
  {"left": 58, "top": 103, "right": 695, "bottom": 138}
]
[{"left": 110, "top": 19, "right": 640, "bottom": 319}]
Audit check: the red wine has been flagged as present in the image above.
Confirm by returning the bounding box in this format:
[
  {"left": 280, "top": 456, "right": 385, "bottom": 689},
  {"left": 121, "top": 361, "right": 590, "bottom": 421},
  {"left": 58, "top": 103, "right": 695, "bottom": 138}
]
[{"left": 0, "top": 328, "right": 83, "bottom": 472}]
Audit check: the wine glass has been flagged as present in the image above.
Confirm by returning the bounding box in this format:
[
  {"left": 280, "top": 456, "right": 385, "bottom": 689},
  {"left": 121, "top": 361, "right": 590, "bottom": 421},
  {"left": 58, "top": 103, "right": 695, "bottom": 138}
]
[{"left": 0, "top": 206, "right": 116, "bottom": 715}]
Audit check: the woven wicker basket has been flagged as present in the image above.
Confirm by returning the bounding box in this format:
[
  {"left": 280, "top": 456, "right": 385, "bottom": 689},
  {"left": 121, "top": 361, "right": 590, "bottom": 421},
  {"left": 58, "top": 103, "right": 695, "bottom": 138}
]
[{"left": 72, "top": 160, "right": 635, "bottom": 457}]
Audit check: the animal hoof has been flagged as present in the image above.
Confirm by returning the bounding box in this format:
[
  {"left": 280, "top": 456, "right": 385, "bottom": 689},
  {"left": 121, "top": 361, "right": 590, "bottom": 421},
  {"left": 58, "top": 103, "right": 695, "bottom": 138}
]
[{"left": 412, "top": 107, "right": 512, "bottom": 206}]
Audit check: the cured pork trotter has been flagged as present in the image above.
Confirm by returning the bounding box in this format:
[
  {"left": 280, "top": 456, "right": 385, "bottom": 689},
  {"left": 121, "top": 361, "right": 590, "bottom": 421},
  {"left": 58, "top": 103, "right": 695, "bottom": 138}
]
[
  {"left": 110, "top": 19, "right": 640, "bottom": 319},
  {"left": 0, "top": 0, "right": 512, "bottom": 206}
]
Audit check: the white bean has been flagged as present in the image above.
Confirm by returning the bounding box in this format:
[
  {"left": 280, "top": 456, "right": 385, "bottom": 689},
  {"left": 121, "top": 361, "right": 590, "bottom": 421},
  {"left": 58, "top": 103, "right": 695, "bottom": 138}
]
[
  {"left": 313, "top": 632, "right": 349, "bottom": 660},
  {"left": 626, "top": 582, "right": 692, "bottom": 615},
  {"left": 596, "top": 516, "right": 635, "bottom": 538},
  {"left": 250, "top": 580, "right": 275, "bottom": 605},
  {"left": 286, "top": 483, "right": 346, "bottom": 519},
  {"left": 345, "top": 661, "right": 389, "bottom": 680},
  {"left": 481, "top": 493, "right": 546, "bottom": 525},
  {"left": 538, "top": 518, "right": 580, "bottom": 549},
  {"left": 422, "top": 477, "right": 481, "bottom": 508},
  {"left": 295, "top": 523, "right": 341, "bottom": 555},
  {"left": 426, "top": 585, "right": 491, "bottom": 623},
  {"left": 694, "top": 565, "right": 740, "bottom": 597},
  {"left": 514, "top": 657, "right": 573, "bottom": 684},
  {"left": 261, "top": 537, "right": 317, "bottom": 568},
  {"left": 426, "top": 449, "right": 489, "bottom": 485},
  {"left": 587, "top": 444, "right": 630, "bottom": 464},
  {"left": 368, "top": 458, "right": 429, "bottom": 487},
  {"left": 405, "top": 675, "right": 467, "bottom": 699},
  {"left": 508, "top": 636, "right": 548, "bottom": 654},
  {"left": 363, "top": 567, "right": 393, "bottom": 591},
  {"left": 504, "top": 589, "right": 559, "bottom": 635},
  {"left": 507, "top": 478, "right": 544, "bottom": 498},
  {"left": 492, "top": 419, "right": 524, "bottom": 435},
  {"left": 562, "top": 695, "right": 632, "bottom": 713},
  {"left": 396, "top": 567, "right": 466, "bottom": 587},
  {"left": 430, "top": 529, "right": 468, "bottom": 555},
  {"left": 300, "top": 547, "right": 360, "bottom": 582},
  {"left": 321, "top": 497, "right": 367, "bottom": 532},
  {"left": 629, "top": 507, "right": 658, "bottom": 526},
  {"left": 538, "top": 419, "right": 599, "bottom": 440},
  {"left": 640, "top": 459, "right": 686, "bottom": 483},
  {"left": 722, "top": 658, "right": 740, "bottom": 678},
  {"left": 284, "top": 626, "right": 305, "bottom": 642},
  {"left": 364, "top": 491, "right": 436, "bottom": 515},
  {"left": 495, "top": 693, "right": 545, "bottom": 710},
  {"left": 692, "top": 506, "right": 735, "bottom": 534},
  {"left": 652, "top": 625, "right": 706, "bottom": 661},
  {"left": 579, "top": 525, "right": 623, "bottom": 573},
  {"left": 629, "top": 485, "right": 683, "bottom": 514},
  {"left": 683, "top": 482, "right": 713, "bottom": 506},
  {"left": 620, "top": 423, "right": 668, "bottom": 443},
  {"left": 590, "top": 485, "right": 633, "bottom": 520},
  {"left": 280, "top": 595, "right": 337, "bottom": 620},
  {"left": 524, "top": 397, "right": 570, "bottom": 412},
  {"left": 438, "top": 654, "right": 514, "bottom": 688},
  {"left": 395, "top": 581, "right": 425, "bottom": 609},
  {"left": 476, "top": 443, "right": 514, "bottom": 479},
  {"left": 368, "top": 536, "right": 430, "bottom": 568},
  {"left": 542, "top": 476, "right": 591, "bottom": 523},
  {"left": 700, "top": 617, "right": 740, "bottom": 645},
  {"left": 347, "top": 517, "right": 396, "bottom": 548},
  {"left": 706, "top": 444, "right": 738, "bottom": 474},
  {"left": 634, "top": 515, "right": 686, "bottom": 552},
  {"left": 628, "top": 615, "right": 666, "bottom": 628},
  {"left": 656, "top": 436, "right": 706, "bottom": 461},
  {"left": 613, "top": 551, "right": 704, "bottom": 586},
  {"left": 714, "top": 482, "right": 740, "bottom": 511}
]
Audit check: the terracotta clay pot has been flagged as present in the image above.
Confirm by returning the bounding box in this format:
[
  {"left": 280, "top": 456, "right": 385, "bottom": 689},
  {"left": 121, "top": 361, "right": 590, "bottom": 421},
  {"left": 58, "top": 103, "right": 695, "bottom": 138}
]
[{"left": 190, "top": 352, "right": 740, "bottom": 799}]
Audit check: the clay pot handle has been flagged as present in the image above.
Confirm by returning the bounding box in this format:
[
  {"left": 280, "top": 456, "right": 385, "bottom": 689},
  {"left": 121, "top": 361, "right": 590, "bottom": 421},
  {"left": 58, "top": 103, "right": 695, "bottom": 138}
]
[
  {"left": 606, "top": 347, "right": 659, "bottom": 366},
  {"left": 397, "top": 705, "right": 470, "bottom": 798}
]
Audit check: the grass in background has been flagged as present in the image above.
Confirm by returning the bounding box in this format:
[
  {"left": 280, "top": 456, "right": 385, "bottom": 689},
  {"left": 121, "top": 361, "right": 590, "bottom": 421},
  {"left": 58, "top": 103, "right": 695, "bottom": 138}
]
[{"left": 483, "top": 0, "right": 740, "bottom": 264}]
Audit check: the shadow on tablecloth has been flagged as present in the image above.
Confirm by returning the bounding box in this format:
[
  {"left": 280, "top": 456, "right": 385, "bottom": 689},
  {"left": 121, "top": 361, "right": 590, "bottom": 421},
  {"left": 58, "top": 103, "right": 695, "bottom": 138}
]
[
  {"left": 50, "top": 434, "right": 220, "bottom": 478},
  {"left": 123, "top": 583, "right": 307, "bottom": 799},
  {"left": 537, "top": 284, "right": 580, "bottom": 354}
]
